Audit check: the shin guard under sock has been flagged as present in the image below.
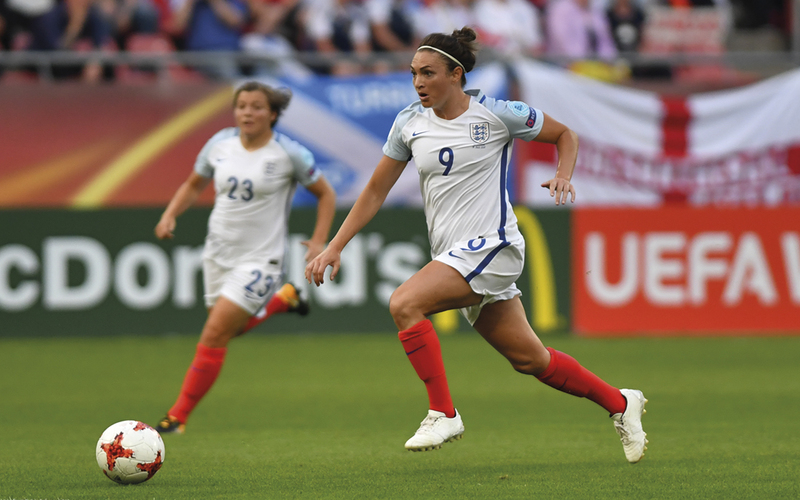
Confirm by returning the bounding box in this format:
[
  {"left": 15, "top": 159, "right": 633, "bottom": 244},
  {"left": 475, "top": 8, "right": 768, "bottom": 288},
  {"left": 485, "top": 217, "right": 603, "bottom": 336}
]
[
  {"left": 168, "top": 343, "right": 228, "bottom": 423},
  {"left": 536, "top": 347, "right": 626, "bottom": 415},
  {"left": 398, "top": 320, "right": 455, "bottom": 418}
]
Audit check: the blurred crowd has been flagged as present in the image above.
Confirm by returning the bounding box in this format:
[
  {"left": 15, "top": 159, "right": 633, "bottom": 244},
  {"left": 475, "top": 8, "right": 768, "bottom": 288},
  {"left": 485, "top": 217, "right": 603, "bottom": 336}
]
[{"left": 0, "top": 0, "right": 792, "bottom": 81}]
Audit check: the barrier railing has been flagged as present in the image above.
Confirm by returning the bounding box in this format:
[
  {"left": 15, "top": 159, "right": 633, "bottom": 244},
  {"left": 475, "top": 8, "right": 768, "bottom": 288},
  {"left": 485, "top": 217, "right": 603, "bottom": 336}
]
[{"left": 1, "top": 49, "right": 798, "bottom": 82}]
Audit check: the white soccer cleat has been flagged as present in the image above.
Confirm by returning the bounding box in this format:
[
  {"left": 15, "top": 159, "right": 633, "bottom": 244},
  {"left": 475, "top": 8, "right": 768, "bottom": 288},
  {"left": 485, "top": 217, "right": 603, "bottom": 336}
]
[
  {"left": 612, "top": 389, "right": 648, "bottom": 464},
  {"left": 404, "top": 409, "right": 464, "bottom": 451}
]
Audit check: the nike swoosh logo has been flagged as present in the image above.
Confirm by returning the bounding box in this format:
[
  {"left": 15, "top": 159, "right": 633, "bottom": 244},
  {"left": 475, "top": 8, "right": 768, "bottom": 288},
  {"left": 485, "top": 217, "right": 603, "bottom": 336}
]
[
  {"left": 405, "top": 345, "right": 425, "bottom": 356},
  {"left": 448, "top": 251, "right": 465, "bottom": 260},
  {"left": 412, "top": 131, "right": 427, "bottom": 137}
]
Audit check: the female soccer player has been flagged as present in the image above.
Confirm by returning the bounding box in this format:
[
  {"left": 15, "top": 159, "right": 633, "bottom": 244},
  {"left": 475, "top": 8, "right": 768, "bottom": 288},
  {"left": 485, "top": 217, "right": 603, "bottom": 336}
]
[
  {"left": 305, "top": 28, "right": 648, "bottom": 463},
  {"left": 155, "top": 81, "right": 336, "bottom": 434}
]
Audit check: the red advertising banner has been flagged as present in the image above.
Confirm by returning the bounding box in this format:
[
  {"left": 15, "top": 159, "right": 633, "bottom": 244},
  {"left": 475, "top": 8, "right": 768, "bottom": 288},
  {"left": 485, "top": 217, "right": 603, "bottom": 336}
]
[{"left": 573, "top": 207, "right": 800, "bottom": 336}]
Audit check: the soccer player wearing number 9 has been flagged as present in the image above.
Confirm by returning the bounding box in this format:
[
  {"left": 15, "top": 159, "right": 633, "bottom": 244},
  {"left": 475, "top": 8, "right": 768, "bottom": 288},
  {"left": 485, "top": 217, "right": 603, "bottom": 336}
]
[
  {"left": 153, "top": 82, "right": 336, "bottom": 434},
  {"left": 305, "top": 28, "right": 648, "bottom": 463}
]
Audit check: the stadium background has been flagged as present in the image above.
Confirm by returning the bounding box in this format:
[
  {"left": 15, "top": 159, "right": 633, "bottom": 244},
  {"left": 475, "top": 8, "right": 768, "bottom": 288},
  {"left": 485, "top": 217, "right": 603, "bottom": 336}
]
[
  {"left": 1, "top": 4, "right": 800, "bottom": 498},
  {"left": 2, "top": 62, "right": 799, "bottom": 336}
]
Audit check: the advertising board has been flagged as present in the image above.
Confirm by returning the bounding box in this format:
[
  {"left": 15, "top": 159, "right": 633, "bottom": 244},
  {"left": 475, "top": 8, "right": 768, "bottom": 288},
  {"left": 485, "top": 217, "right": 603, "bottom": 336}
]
[
  {"left": 573, "top": 207, "right": 800, "bottom": 335},
  {"left": 1, "top": 207, "right": 571, "bottom": 336}
]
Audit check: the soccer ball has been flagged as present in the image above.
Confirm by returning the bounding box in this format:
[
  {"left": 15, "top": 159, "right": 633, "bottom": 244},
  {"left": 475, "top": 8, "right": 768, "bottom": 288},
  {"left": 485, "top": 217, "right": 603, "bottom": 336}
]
[{"left": 96, "top": 420, "right": 165, "bottom": 484}]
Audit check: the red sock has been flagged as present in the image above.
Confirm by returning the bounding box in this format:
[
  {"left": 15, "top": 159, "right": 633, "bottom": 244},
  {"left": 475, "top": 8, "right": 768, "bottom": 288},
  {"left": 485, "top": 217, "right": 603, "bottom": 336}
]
[
  {"left": 398, "top": 320, "right": 455, "bottom": 418},
  {"left": 242, "top": 294, "right": 291, "bottom": 333},
  {"left": 168, "top": 343, "right": 228, "bottom": 423},
  {"left": 536, "top": 347, "right": 626, "bottom": 415}
]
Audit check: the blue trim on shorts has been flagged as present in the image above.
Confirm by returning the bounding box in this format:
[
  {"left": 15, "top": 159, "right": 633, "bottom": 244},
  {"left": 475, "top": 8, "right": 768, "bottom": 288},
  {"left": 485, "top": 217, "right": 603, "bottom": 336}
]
[
  {"left": 464, "top": 240, "right": 511, "bottom": 283},
  {"left": 465, "top": 142, "right": 511, "bottom": 284}
]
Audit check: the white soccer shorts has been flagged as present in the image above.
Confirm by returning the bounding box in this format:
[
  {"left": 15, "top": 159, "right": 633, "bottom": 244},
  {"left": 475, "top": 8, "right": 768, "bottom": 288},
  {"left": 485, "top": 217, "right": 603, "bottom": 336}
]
[
  {"left": 433, "top": 235, "right": 524, "bottom": 325},
  {"left": 202, "top": 257, "right": 283, "bottom": 315}
]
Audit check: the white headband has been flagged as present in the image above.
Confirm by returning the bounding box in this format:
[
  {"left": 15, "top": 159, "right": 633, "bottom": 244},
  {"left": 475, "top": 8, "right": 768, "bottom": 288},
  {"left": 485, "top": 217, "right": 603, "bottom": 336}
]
[{"left": 417, "top": 45, "right": 466, "bottom": 72}]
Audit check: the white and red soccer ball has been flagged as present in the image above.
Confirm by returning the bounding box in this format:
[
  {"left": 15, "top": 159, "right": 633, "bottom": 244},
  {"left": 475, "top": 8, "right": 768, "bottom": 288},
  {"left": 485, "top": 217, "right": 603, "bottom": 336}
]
[{"left": 96, "top": 420, "right": 165, "bottom": 484}]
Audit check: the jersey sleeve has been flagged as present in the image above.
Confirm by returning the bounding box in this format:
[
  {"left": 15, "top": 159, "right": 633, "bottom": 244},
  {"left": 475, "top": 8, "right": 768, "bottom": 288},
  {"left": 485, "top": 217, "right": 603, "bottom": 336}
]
[
  {"left": 382, "top": 104, "right": 417, "bottom": 161},
  {"left": 193, "top": 127, "right": 240, "bottom": 177},
  {"left": 483, "top": 96, "right": 544, "bottom": 141},
  {"left": 276, "top": 133, "right": 321, "bottom": 187}
]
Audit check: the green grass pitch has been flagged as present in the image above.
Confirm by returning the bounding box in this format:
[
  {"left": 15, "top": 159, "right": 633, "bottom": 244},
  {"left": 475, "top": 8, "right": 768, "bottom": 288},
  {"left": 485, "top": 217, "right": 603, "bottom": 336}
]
[{"left": 1, "top": 332, "right": 798, "bottom": 499}]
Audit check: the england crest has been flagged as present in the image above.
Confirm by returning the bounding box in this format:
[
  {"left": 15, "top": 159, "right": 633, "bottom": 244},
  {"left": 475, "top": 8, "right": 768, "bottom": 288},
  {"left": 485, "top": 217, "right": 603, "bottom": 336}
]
[{"left": 470, "top": 122, "right": 490, "bottom": 144}]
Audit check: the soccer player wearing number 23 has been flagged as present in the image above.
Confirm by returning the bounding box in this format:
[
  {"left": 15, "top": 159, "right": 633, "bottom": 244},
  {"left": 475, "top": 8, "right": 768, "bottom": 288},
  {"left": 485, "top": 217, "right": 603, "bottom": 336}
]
[
  {"left": 306, "top": 27, "right": 648, "bottom": 463},
  {"left": 154, "top": 82, "right": 336, "bottom": 434}
]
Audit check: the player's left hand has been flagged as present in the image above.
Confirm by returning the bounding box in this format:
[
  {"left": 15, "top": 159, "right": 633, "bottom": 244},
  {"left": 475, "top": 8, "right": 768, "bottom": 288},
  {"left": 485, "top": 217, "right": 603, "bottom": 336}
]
[
  {"left": 541, "top": 177, "right": 576, "bottom": 206},
  {"left": 301, "top": 239, "right": 326, "bottom": 263}
]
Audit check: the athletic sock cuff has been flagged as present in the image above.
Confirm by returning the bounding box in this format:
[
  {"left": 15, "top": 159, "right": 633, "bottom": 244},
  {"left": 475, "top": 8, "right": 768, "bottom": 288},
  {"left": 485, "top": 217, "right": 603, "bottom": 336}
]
[
  {"left": 536, "top": 346, "right": 559, "bottom": 381},
  {"left": 196, "top": 343, "right": 227, "bottom": 361},
  {"left": 398, "top": 319, "right": 434, "bottom": 341}
]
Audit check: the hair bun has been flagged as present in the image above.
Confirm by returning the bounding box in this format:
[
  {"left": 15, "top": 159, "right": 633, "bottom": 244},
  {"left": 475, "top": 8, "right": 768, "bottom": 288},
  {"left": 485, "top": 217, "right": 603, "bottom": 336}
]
[
  {"left": 452, "top": 27, "right": 477, "bottom": 44},
  {"left": 417, "top": 26, "right": 478, "bottom": 84}
]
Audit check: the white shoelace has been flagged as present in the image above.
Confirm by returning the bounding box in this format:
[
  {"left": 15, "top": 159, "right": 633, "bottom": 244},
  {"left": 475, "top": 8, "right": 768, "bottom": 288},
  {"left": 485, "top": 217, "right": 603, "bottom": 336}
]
[
  {"left": 615, "top": 417, "right": 633, "bottom": 441},
  {"left": 418, "top": 415, "right": 441, "bottom": 431}
]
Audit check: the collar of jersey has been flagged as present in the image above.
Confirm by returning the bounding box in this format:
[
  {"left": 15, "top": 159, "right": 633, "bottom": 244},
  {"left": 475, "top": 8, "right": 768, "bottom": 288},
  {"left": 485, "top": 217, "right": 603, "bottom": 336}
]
[
  {"left": 465, "top": 89, "right": 483, "bottom": 100},
  {"left": 424, "top": 89, "right": 484, "bottom": 123}
]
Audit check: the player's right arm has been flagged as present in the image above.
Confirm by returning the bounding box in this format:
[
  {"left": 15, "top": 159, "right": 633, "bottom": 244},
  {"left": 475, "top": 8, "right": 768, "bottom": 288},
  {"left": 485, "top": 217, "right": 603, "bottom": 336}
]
[
  {"left": 305, "top": 154, "right": 407, "bottom": 285},
  {"left": 157, "top": 128, "right": 237, "bottom": 240},
  {"left": 155, "top": 172, "right": 212, "bottom": 240}
]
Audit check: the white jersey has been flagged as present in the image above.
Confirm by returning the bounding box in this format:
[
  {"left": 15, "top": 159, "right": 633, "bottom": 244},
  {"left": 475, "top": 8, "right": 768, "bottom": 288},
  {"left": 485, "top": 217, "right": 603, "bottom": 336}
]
[
  {"left": 194, "top": 127, "right": 320, "bottom": 268},
  {"left": 382, "top": 90, "right": 544, "bottom": 257}
]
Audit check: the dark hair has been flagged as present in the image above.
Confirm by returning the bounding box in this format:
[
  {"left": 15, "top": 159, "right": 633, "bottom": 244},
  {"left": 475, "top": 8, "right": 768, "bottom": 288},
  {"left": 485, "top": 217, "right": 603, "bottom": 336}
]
[
  {"left": 233, "top": 81, "right": 293, "bottom": 127},
  {"left": 418, "top": 27, "right": 478, "bottom": 88}
]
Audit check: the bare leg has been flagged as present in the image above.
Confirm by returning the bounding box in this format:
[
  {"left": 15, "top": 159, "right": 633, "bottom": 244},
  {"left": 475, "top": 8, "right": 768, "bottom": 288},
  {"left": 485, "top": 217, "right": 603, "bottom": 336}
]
[
  {"left": 472, "top": 297, "right": 551, "bottom": 375},
  {"left": 474, "top": 297, "right": 626, "bottom": 415},
  {"left": 389, "top": 261, "right": 482, "bottom": 330},
  {"left": 199, "top": 296, "right": 252, "bottom": 347},
  {"left": 166, "top": 297, "right": 252, "bottom": 425},
  {"left": 391, "top": 261, "right": 477, "bottom": 450},
  {"left": 390, "top": 261, "right": 479, "bottom": 418}
]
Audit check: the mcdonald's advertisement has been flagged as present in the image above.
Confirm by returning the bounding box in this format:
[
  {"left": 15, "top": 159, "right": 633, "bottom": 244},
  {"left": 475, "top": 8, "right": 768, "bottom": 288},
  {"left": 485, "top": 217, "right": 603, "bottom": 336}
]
[
  {"left": 572, "top": 207, "right": 800, "bottom": 336},
  {"left": 5, "top": 205, "right": 800, "bottom": 337},
  {"left": 0, "top": 207, "right": 572, "bottom": 337}
]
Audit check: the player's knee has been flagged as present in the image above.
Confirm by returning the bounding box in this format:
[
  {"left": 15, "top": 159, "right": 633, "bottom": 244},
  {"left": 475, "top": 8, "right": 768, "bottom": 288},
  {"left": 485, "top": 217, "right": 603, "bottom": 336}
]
[
  {"left": 199, "top": 321, "right": 237, "bottom": 348},
  {"left": 389, "top": 288, "right": 418, "bottom": 327}
]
